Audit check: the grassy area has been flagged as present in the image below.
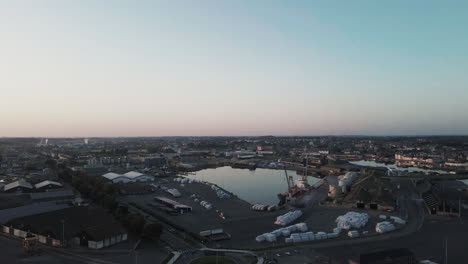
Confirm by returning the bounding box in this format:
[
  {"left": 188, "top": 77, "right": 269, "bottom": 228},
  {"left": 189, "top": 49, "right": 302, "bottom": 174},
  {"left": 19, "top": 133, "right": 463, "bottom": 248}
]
[{"left": 190, "top": 256, "right": 236, "bottom": 264}]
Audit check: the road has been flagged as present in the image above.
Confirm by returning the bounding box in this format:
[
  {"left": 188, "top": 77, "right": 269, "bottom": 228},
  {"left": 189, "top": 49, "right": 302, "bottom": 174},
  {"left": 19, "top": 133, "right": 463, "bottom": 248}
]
[
  {"left": 119, "top": 200, "right": 201, "bottom": 252},
  {"left": 318, "top": 213, "right": 468, "bottom": 264},
  {"left": 0, "top": 235, "right": 108, "bottom": 264},
  {"left": 394, "top": 178, "right": 427, "bottom": 226}
]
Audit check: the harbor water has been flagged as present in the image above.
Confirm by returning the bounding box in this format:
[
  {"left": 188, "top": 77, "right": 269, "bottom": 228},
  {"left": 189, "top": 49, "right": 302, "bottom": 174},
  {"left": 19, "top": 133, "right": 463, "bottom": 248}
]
[{"left": 184, "top": 166, "right": 320, "bottom": 205}]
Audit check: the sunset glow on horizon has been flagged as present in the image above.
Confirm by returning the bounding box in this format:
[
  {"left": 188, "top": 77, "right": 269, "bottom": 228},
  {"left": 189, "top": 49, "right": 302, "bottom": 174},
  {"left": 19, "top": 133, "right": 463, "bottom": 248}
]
[{"left": 1, "top": 1, "right": 468, "bottom": 137}]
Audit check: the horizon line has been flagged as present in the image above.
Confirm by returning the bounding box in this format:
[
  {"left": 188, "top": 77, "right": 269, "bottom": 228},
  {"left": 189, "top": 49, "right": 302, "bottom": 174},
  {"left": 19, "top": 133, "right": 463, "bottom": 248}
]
[{"left": 1, "top": 134, "right": 468, "bottom": 139}]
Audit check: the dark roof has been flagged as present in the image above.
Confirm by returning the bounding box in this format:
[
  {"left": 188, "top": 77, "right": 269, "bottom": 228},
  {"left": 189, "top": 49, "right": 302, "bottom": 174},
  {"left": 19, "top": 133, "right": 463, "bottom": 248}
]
[
  {"left": 26, "top": 174, "right": 50, "bottom": 184},
  {"left": 360, "top": 248, "right": 414, "bottom": 263},
  {"left": 7, "top": 206, "right": 125, "bottom": 241},
  {"left": 119, "top": 182, "right": 153, "bottom": 194}
]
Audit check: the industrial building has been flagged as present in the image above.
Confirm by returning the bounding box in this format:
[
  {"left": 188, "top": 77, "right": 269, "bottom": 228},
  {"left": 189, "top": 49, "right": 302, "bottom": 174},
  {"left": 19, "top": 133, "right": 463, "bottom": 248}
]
[
  {"left": 145, "top": 157, "right": 167, "bottom": 168},
  {"left": 34, "top": 180, "right": 63, "bottom": 191},
  {"left": 154, "top": 196, "right": 192, "bottom": 213},
  {"left": 3, "top": 180, "right": 33, "bottom": 193},
  {"left": 4, "top": 206, "right": 127, "bottom": 249},
  {"left": 29, "top": 189, "right": 75, "bottom": 202},
  {"left": 102, "top": 171, "right": 154, "bottom": 183},
  {"left": 119, "top": 182, "right": 154, "bottom": 195},
  {"left": 2, "top": 179, "right": 67, "bottom": 194}
]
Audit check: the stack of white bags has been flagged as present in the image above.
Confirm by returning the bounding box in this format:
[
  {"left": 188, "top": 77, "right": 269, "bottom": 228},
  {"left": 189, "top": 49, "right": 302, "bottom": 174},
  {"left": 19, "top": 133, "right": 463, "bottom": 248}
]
[
  {"left": 256, "top": 222, "right": 308, "bottom": 243},
  {"left": 284, "top": 230, "right": 339, "bottom": 244},
  {"left": 335, "top": 212, "right": 369, "bottom": 230},
  {"left": 390, "top": 216, "right": 406, "bottom": 225},
  {"left": 252, "top": 204, "right": 268, "bottom": 211},
  {"left": 274, "top": 210, "right": 302, "bottom": 226},
  {"left": 375, "top": 221, "right": 396, "bottom": 233},
  {"left": 347, "top": 230, "right": 359, "bottom": 238}
]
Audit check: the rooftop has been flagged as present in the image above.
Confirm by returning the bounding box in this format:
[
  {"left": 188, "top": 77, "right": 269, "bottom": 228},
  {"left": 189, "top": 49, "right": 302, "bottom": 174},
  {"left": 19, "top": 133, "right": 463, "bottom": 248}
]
[
  {"left": 34, "top": 180, "right": 63, "bottom": 189},
  {"left": 4, "top": 180, "right": 33, "bottom": 191},
  {"left": 7, "top": 206, "right": 126, "bottom": 241},
  {"left": 102, "top": 171, "right": 148, "bottom": 180}
]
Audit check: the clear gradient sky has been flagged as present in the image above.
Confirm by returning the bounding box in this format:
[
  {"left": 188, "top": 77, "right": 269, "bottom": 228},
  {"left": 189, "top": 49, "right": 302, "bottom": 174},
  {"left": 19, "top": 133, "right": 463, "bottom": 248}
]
[{"left": 1, "top": 1, "right": 468, "bottom": 137}]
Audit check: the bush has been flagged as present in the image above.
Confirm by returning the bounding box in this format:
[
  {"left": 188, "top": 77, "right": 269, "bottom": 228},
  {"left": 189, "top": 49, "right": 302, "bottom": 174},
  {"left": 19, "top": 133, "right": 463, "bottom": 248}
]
[
  {"left": 123, "top": 213, "right": 146, "bottom": 234},
  {"left": 142, "top": 223, "right": 163, "bottom": 242}
]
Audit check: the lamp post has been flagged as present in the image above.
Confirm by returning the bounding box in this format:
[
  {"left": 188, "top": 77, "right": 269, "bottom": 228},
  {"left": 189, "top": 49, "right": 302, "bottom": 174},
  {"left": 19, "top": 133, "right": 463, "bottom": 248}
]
[{"left": 61, "top": 219, "right": 65, "bottom": 247}]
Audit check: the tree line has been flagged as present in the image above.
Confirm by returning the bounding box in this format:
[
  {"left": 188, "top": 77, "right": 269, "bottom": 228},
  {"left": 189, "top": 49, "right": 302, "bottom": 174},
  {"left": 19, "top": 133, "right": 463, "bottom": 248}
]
[{"left": 58, "top": 168, "right": 162, "bottom": 243}]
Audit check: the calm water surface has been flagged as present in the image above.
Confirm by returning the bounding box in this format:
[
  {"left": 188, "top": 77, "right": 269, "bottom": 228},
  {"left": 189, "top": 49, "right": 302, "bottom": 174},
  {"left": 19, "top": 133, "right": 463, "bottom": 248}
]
[{"left": 184, "top": 166, "right": 320, "bottom": 205}]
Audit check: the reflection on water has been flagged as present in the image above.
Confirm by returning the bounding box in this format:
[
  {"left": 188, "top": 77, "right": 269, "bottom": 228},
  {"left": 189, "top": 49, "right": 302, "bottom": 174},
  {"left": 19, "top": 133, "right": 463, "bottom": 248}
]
[{"left": 184, "top": 166, "right": 320, "bottom": 205}]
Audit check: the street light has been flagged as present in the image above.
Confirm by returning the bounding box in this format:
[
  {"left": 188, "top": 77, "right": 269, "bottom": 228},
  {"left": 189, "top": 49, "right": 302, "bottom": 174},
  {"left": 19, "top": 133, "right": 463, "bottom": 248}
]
[{"left": 61, "top": 219, "right": 65, "bottom": 247}]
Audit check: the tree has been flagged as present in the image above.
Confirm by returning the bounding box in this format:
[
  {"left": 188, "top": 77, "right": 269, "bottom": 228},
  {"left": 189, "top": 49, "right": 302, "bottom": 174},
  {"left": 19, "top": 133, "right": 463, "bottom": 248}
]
[
  {"left": 115, "top": 205, "right": 129, "bottom": 219},
  {"left": 142, "top": 223, "right": 163, "bottom": 243},
  {"left": 44, "top": 159, "right": 57, "bottom": 170},
  {"left": 101, "top": 195, "right": 118, "bottom": 212},
  {"left": 58, "top": 170, "right": 72, "bottom": 183},
  {"left": 99, "top": 183, "right": 116, "bottom": 195},
  {"left": 124, "top": 214, "right": 146, "bottom": 234}
]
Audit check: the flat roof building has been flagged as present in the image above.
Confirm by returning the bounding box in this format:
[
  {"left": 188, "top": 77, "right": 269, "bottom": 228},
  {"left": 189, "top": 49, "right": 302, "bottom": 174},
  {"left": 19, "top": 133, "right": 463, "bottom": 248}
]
[
  {"left": 4, "top": 206, "right": 127, "bottom": 249},
  {"left": 154, "top": 196, "right": 192, "bottom": 213}
]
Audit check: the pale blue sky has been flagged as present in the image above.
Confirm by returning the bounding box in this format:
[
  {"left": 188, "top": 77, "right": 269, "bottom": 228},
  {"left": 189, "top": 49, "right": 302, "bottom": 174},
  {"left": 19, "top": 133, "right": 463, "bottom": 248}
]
[{"left": 1, "top": 0, "right": 467, "bottom": 137}]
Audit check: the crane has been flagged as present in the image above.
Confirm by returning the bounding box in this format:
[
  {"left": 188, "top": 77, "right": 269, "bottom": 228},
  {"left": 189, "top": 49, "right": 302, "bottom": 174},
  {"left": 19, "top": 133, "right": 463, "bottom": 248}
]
[{"left": 284, "top": 166, "right": 294, "bottom": 191}]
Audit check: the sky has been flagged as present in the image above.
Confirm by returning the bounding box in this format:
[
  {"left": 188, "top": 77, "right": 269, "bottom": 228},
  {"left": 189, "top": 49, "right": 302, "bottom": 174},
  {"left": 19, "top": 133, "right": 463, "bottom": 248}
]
[{"left": 1, "top": 0, "right": 468, "bottom": 137}]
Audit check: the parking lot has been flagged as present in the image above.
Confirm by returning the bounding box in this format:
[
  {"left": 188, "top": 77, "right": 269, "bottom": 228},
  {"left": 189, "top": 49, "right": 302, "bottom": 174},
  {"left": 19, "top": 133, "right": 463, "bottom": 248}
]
[{"left": 121, "top": 179, "right": 287, "bottom": 244}]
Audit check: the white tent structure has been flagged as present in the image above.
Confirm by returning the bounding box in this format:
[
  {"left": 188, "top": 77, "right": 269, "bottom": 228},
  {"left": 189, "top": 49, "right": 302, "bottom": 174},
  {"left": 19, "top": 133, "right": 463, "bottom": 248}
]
[{"left": 102, "top": 171, "right": 154, "bottom": 183}]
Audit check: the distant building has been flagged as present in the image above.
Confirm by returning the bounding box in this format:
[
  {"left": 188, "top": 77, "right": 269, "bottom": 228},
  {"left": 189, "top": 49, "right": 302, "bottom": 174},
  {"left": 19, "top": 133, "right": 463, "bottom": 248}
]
[
  {"left": 257, "top": 145, "right": 273, "bottom": 151},
  {"left": 256, "top": 150, "right": 274, "bottom": 155},
  {"left": 145, "top": 157, "right": 167, "bottom": 168},
  {"left": 161, "top": 149, "right": 178, "bottom": 159},
  {"left": 30, "top": 189, "right": 75, "bottom": 202},
  {"left": 102, "top": 171, "right": 154, "bottom": 183},
  {"left": 225, "top": 151, "right": 256, "bottom": 158}
]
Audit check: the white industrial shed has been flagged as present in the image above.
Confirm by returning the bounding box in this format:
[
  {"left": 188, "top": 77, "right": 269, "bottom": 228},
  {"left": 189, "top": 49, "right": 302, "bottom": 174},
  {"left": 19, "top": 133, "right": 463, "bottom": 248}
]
[
  {"left": 102, "top": 171, "right": 154, "bottom": 183},
  {"left": 34, "top": 180, "right": 63, "bottom": 190},
  {"left": 4, "top": 180, "right": 33, "bottom": 193}
]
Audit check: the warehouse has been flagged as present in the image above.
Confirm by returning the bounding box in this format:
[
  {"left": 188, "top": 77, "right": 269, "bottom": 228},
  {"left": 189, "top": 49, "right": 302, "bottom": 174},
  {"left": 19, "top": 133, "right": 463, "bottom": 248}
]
[
  {"left": 4, "top": 206, "right": 127, "bottom": 249},
  {"left": 102, "top": 171, "right": 154, "bottom": 183},
  {"left": 154, "top": 196, "right": 192, "bottom": 213},
  {"left": 29, "top": 189, "right": 75, "bottom": 202},
  {"left": 3, "top": 180, "right": 33, "bottom": 193},
  {"left": 34, "top": 180, "right": 63, "bottom": 191}
]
